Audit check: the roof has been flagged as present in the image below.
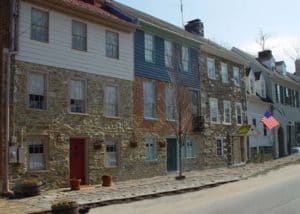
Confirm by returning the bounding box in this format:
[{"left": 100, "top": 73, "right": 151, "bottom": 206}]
[
  {"left": 109, "top": 0, "right": 246, "bottom": 65},
  {"left": 232, "top": 47, "right": 300, "bottom": 88},
  {"left": 24, "top": 0, "right": 136, "bottom": 32}
]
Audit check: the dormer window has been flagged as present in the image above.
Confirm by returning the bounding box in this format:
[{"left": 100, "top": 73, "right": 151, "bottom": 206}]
[{"left": 248, "top": 71, "right": 255, "bottom": 95}]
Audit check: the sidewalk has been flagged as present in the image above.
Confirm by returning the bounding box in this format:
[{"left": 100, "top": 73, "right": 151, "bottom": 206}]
[{"left": 1, "top": 154, "right": 300, "bottom": 214}]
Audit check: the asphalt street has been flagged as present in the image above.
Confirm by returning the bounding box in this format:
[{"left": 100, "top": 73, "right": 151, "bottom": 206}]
[{"left": 90, "top": 164, "right": 300, "bottom": 214}]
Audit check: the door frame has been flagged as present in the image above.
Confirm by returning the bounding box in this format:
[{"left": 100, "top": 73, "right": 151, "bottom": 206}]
[
  {"left": 166, "top": 137, "right": 179, "bottom": 173},
  {"left": 69, "top": 136, "right": 89, "bottom": 184}
]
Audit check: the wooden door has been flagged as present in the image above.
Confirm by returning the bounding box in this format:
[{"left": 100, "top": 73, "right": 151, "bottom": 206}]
[
  {"left": 167, "top": 138, "right": 178, "bottom": 172},
  {"left": 70, "top": 139, "right": 85, "bottom": 184}
]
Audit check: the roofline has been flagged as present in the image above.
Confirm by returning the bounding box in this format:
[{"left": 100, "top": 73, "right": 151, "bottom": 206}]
[{"left": 23, "top": 0, "right": 137, "bottom": 33}]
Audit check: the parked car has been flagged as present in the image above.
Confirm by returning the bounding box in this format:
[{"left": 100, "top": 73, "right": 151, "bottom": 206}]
[{"left": 291, "top": 146, "right": 300, "bottom": 154}]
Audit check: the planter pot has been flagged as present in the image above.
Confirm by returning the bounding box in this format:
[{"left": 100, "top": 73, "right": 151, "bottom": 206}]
[
  {"left": 158, "top": 140, "right": 166, "bottom": 148},
  {"left": 130, "top": 141, "right": 138, "bottom": 148},
  {"left": 52, "top": 202, "right": 79, "bottom": 214},
  {"left": 102, "top": 175, "right": 112, "bottom": 187},
  {"left": 93, "top": 140, "right": 103, "bottom": 150},
  {"left": 70, "top": 179, "right": 81, "bottom": 191},
  {"left": 14, "top": 182, "right": 42, "bottom": 198}
]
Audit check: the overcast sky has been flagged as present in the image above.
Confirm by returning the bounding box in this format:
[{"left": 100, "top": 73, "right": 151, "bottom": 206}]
[{"left": 116, "top": 0, "right": 300, "bottom": 73}]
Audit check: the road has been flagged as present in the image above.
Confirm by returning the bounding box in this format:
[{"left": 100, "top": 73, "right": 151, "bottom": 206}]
[{"left": 89, "top": 164, "right": 300, "bottom": 214}]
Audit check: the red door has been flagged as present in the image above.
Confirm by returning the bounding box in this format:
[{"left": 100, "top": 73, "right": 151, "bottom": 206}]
[{"left": 70, "top": 139, "right": 85, "bottom": 184}]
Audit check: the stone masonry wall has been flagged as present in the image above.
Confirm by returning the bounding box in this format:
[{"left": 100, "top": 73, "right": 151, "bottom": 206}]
[
  {"left": 10, "top": 61, "right": 136, "bottom": 189},
  {"left": 199, "top": 52, "right": 246, "bottom": 168}
]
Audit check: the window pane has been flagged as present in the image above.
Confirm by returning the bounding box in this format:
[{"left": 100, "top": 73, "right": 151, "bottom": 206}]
[
  {"left": 221, "top": 63, "right": 228, "bottom": 83},
  {"left": 145, "top": 137, "right": 156, "bottom": 161},
  {"left": 143, "top": 81, "right": 156, "bottom": 118},
  {"left": 28, "top": 137, "right": 46, "bottom": 171},
  {"left": 106, "top": 31, "right": 119, "bottom": 59},
  {"left": 207, "top": 58, "right": 215, "bottom": 79},
  {"left": 72, "top": 21, "right": 87, "bottom": 51},
  {"left": 105, "top": 141, "right": 117, "bottom": 167},
  {"left": 145, "top": 34, "right": 154, "bottom": 63},
  {"left": 31, "top": 8, "right": 49, "bottom": 42},
  {"left": 223, "top": 101, "right": 231, "bottom": 124},
  {"left": 182, "top": 46, "right": 189, "bottom": 72},
  {"left": 165, "top": 40, "right": 173, "bottom": 67},
  {"left": 28, "top": 73, "right": 46, "bottom": 110},
  {"left": 70, "top": 80, "right": 85, "bottom": 113},
  {"left": 210, "top": 98, "right": 218, "bottom": 122},
  {"left": 105, "top": 86, "right": 118, "bottom": 117},
  {"left": 165, "top": 87, "right": 176, "bottom": 120},
  {"left": 233, "top": 67, "right": 240, "bottom": 86}
]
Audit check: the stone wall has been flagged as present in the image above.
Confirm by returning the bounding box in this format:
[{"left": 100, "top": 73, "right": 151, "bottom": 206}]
[
  {"left": 10, "top": 61, "right": 135, "bottom": 189},
  {"left": 199, "top": 52, "right": 246, "bottom": 167}
]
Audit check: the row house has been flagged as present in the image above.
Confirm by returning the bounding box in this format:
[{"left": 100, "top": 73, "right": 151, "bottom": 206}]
[
  {"left": 194, "top": 37, "right": 247, "bottom": 166},
  {"left": 108, "top": 1, "right": 202, "bottom": 176},
  {"left": 1, "top": 0, "right": 137, "bottom": 191},
  {"left": 232, "top": 48, "right": 274, "bottom": 160},
  {"left": 232, "top": 48, "right": 300, "bottom": 158}
]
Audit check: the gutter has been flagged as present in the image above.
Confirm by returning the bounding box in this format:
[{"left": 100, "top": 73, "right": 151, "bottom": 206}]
[{"left": 2, "top": 0, "right": 19, "bottom": 196}]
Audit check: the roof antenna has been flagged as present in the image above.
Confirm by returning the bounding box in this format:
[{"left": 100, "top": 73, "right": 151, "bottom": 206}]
[{"left": 180, "top": 0, "right": 184, "bottom": 27}]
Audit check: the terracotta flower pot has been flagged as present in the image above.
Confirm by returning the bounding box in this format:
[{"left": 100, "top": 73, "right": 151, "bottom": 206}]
[
  {"left": 102, "top": 175, "right": 112, "bottom": 187},
  {"left": 158, "top": 140, "right": 166, "bottom": 148},
  {"left": 70, "top": 179, "right": 81, "bottom": 191}
]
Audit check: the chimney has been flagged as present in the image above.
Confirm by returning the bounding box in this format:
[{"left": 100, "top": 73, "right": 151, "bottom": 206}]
[
  {"left": 258, "top": 50, "right": 272, "bottom": 60},
  {"left": 295, "top": 59, "right": 300, "bottom": 76},
  {"left": 185, "top": 19, "right": 204, "bottom": 37}
]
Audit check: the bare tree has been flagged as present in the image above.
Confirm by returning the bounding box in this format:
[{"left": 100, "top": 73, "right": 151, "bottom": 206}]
[{"left": 256, "top": 29, "right": 271, "bottom": 51}]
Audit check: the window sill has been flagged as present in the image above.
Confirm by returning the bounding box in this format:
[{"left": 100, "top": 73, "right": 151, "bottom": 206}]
[
  {"left": 185, "top": 157, "right": 196, "bottom": 160},
  {"left": 27, "top": 169, "right": 49, "bottom": 173},
  {"left": 27, "top": 107, "right": 48, "bottom": 112},
  {"left": 222, "top": 122, "right": 232, "bottom": 126},
  {"left": 68, "top": 112, "right": 89, "bottom": 116},
  {"left": 144, "top": 117, "right": 159, "bottom": 121},
  {"left": 30, "top": 38, "right": 49, "bottom": 45},
  {"left": 106, "top": 56, "right": 119, "bottom": 60},
  {"left": 104, "top": 115, "right": 121, "bottom": 120},
  {"left": 166, "top": 119, "right": 176, "bottom": 122},
  {"left": 211, "top": 121, "right": 221, "bottom": 125},
  {"left": 104, "top": 166, "right": 118, "bottom": 169},
  {"left": 145, "top": 159, "right": 158, "bottom": 163}
]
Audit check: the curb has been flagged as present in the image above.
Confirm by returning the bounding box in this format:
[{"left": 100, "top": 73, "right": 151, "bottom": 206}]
[{"left": 31, "top": 179, "right": 239, "bottom": 214}]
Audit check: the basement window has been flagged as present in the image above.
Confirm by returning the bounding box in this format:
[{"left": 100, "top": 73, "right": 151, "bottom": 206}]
[{"left": 27, "top": 137, "right": 47, "bottom": 171}]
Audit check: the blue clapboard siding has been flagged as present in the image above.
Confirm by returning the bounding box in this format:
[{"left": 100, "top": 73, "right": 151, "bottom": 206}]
[{"left": 134, "top": 29, "right": 200, "bottom": 89}]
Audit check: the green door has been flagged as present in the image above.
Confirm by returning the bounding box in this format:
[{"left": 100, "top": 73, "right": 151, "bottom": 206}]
[{"left": 167, "top": 138, "right": 178, "bottom": 172}]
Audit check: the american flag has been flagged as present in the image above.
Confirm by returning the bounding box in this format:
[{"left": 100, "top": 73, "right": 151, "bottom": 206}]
[{"left": 261, "top": 111, "right": 279, "bottom": 130}]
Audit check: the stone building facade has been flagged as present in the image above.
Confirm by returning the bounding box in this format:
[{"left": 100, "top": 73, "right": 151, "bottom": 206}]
[{"left": 197, "top": 47, "right": 247, "bottom": 167}]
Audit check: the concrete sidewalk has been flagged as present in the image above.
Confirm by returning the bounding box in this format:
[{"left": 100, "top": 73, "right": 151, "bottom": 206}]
[{"left": 1, "top": 154, "right": 300, "bottom": 214}]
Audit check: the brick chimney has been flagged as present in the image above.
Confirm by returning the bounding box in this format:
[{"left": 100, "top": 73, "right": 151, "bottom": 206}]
[
  {"left": 258, "top": 50, "right": 272, "bottom": 60},
  {"left": 185, "top": 19, "right": 204, "bottom": 37},
  {"left": 295, "top": 59, "right": 300, "bottom": 76}
]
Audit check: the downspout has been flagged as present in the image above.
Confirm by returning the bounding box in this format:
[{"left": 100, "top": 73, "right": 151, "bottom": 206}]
[{"left": 2, "top": 0, "right": 19, "bottom": 196}]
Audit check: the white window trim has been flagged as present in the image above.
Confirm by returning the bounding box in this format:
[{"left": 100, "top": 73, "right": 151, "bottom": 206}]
[
  {"left": 233, "top": 66, "right": 241, "bottom": 87},
  {"left": 209, "top": 97, "right": 220, "bottom": 124},
  {"left": 235, "top": 102, "right": 243, "bottom": 126},
  {"left": 144, "top": 137, "right": 157, "bottom": 161},
  {"left": 216, "top": 137, "right": 224, "bottom": 157},
  {"left": 223, "top": 100, "right": 231, "bottom": 125},
  {"left": 207, "top": 57, "right": 216, "bottom": 80},
  {"left": 104, "top": 140, "right": 118, "bottom": 168},
  {"left": 220, "top": 62, "right": 228, "bottom": 83}
]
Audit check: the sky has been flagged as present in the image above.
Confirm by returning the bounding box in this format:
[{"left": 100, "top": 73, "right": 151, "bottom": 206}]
[{"left": 116, "top": 0, "right": 300, "bottom": 73}]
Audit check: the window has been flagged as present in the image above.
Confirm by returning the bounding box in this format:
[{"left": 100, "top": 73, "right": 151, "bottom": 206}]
[
  {"left": 145, "top": 137, "right": 156, "bottom": 161},
  {"left": 182, "top": 46, "right": 189, "bottom": 72},
  {"left": 145, "top": 33, "right": 154, "bottom": 63},
  {"left": 233, "top": 67, "right": 241, "bottom": 86},
  {"left": 104, "top": 86, "right": 118, "bottom": 117},
  {"left": 275, "top": 84, "right": 280, "bottom": 103},
  {"left": 105, "top": 140, "right": 117, "bottom": 167},
  {"left": 223, "top": 100, "right": 231, "bottom": 124},
  {"left": 216, "top": 138, "right": 224, "bottom": 156},
  {"left": 106, "top": 31, "right": 119, "bottom": 59},
  {"left": 235, "top": 103, "right": 243, "bottom": 125},
  {"left": 252, "top": 118, "right": 257, "bottom": 127},
  {"left": 263, "top": 125, "right": 267, "bottom": 136},
  {"left": 249, "top": 75, "right": 255, "bottom": 95},
  {"left": 69, "top": 79, "right": 86, "bottom": 113},
  {"left": 27, "top": 137, "right": 46, "bottom": 171},
  {"left": 165, "top": 86, "right": 176, "bottom": 120},
  {"left": 28, "top": 72, "right": 47, "bottom": 110},
  {"left": 165, "top": 40, "right": 173, "bottom": 68},
  {"left": 220, "top": 63, "right": 228, "bottom": 83},
  {"left": 72, "top": 20, "right": 87, "bottom": 51},
  {"left": 143, "top": 81, "right": 156, "bottom": 118},
  {"left": 207, "top": 58, "right": 216, "bottom": 79},
  {"left": 31, "top": 8, "right": 49, "bottom": 42},
  {"left": 191, "top": 90, "right": 199, "bottom": 115},
  {"left": 183, "top": 139, "right": 195, "bottom": 158},
  {"left": 209, "top": 98, "right": 219, "bottom": 123},
  {"left": 295, "top": 91, "right": 300, "bottom": 108},
  {"left": 261, "top": 80, "right": 266, "bottom": 97}
]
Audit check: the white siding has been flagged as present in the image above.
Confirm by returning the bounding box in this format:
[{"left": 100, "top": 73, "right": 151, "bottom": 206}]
[{"left": 17, "top": 1, "right": 134, "bottom": 81}]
